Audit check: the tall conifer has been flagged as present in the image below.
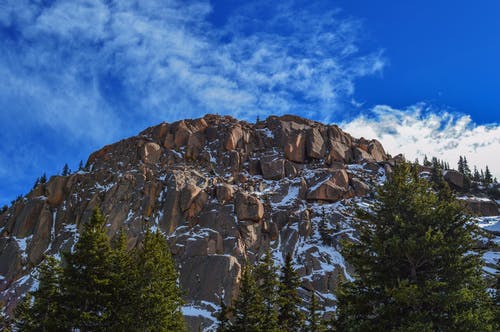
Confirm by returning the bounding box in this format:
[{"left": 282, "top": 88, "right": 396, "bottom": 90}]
[
  {"left": 336, "top": 162, "right": 494, "bottom": 331},
  {"left": 278, "top": 253, "right": 305, "bottom": 332}
]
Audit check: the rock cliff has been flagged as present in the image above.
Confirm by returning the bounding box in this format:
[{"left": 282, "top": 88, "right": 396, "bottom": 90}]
[{"left": 0, "top": 114, "right": 498, "bottom": 330}]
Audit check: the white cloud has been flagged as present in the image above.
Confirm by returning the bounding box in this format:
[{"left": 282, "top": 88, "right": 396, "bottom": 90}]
[{"left": 341, "top": 104, "right": 500, "bottom": 179}]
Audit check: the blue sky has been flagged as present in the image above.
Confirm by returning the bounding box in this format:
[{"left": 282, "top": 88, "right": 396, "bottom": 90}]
[{"left": 1, "top": 0, "right": 499, "bottom": 206}]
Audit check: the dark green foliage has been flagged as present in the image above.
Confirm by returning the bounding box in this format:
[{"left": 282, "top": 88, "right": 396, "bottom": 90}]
[
  {"left": 107, "top": 229, "right": 137, "bottom": 330},
  {"left": 32, "top": 177, "right": 40, "bottom": 189},
  {"left": 423, "top": 155, "right": 431, "bottom": 166},
  {"left": 15, "top": 256, "right": 65, "bottom": 331},
  {"left": 135, "top": 228, "right": 186, "bottom": 332},
  {"left": 40, "top": 173, "right": 47, "bottom": 184},
  {"left": 484, "top": 166, "right": 493, "bottom": 186},
  {"left": 78, "top": 160, "right": 84, "bottom": 171},
  {"left": 278, "top": 253, "right": 305, "bottom": 332},
  {"left": 232, "top": 263, "right": 266, "bottom": 331},
  {"left": 215, "top": 297, "right": 231, "bottom": 332},
  {"left": 253, "top": 249, "right": 279, "bottom": 331},
  {"left": 336, "top": 162, "right": 495, "bottom": 331},
  {"left": 61, "top": 164, "right": 70, "bottom": 176},
  {"left": 0, "top": 205, "right": 7, "bottom": 214},
  {"left": 306, "top": 292, "right": 325, "bottom": 332},
  {"left": 61, "top": 208, "right": 114, "bottom": 330},
  {"left": 14, "top": 208, "right": 185, "bottom": 332}
]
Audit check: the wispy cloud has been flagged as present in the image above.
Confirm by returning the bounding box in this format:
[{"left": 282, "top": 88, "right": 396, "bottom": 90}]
[
  {"left": 341, "top": 104, "right": 500, "bottom": 178},
  {"left": 0, "top": 0, "right": 385, "bottom": 204}
]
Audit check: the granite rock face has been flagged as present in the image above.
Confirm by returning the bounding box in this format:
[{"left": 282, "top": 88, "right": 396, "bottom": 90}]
[{"left": 1, "top": 114, "right": 495, "bottom": 331}]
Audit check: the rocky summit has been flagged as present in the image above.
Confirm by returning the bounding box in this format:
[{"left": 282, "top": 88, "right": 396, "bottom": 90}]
[{"left": 0, "top": 114, "right": 498, "bottom": 330}]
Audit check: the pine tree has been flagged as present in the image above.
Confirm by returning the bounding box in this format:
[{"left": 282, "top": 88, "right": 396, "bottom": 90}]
[
  {"left": 232, "top": 263, "right": 266, "bottom": 331},
  {"left": 32, "top": 177, "right": 40, "bottom": 189},
  {"left": 253, "top": 249, "right": 279, "bottom": 331},
  {"left": 78, "top": 160, "right": 84, "bottom": 171},
  {"left": 336, "top": 162, "right": 494, "bottom": 331},
  {"left": 278, "top": 253, "right": 305, "bottom": 332},
  {"left": 61, "top": 207, "right": 114, "bottom": 331},
  {"left": 484, "top": 166, "right": 493, "bottom": 186},
  {"left": 14, "top": 256, "right": 65, "bottom": 331},
  {"left": 306, "top": 291, "right": 325, "bottom": 332},
  {"left": 135, "top": 228, "right": 186, "bottom": 332},
  {"left": 215, "top": 297, "right": 231, "bottom": 332},
  {"left": 423, "top": 155, "right": 431, "bottom": 166},
  {"left": 39, "top": 173, "right": 47, "bottom": 184},
  {"left": 107, "top": 230, "right": 138, "bottom": 331},
  {"left": 473, "top": 166, "right": 481, "bottom": 182},
  {"left": 61, "top": 164, "right": 70, "bottom": 176}
]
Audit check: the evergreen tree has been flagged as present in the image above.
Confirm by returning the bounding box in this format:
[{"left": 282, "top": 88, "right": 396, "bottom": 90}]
[
  {"left": 278, "top": 253, "right": 305, "bottom": 332},
  {"left": 430, "top": 157, "right": 445, "bottom": 190},
  {"left": 32, "top": 177, "right": 40, "bottom": 189},
  {"left": 336, "top": 162, "right": 494, "bottom": 331},
  {"left": 423, "top": 155, "right": 431, "bottom": 166},
  {"left": 78, "top": 160, "right": 84, "bottom": 171},
  {"left": 135, "top": 228, "right": 186, "bottom": 332},
  {"left": 306, "top": 291, "right": 324, "bottom": 332},
  {"left": 232, "top": 263, "right": 266, "bottom": 332},
  {"left": 472, "top": 166, "right": 480, "bottom": 181},
  {"left": 253, "top": 249, "right": 279, "bottom": 331},
  {"left": 15, "top": 256, "right": 65, "bottom": 331},
  {"left": 39, "top": 173, "right": 47, "bottom": 184},
  {"left": 484, "top": 166, "right": 493, "bottom": 186},
  {"left": 215, "top": 297, "right": 231, "bottom": 332},
  {"left": 62, "top": 164, "right": 70, "bottom": 176},
  {"left": 61, "top": 208, "right": 114, "bottom": 331},
  {"left": 107, "top": 230, "right": 138, "bottom": 331}
]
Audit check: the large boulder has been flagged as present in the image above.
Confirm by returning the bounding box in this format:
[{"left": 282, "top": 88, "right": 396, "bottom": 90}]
[
  {"left": 463, "top": 198, "right": 499, "bottom": 216},
  {"left": 140, "top": 142, "right": 162, "bottom": 164},
  {"left": 234, "top": 192, "right": 264, "bottom": 222},
  {"left": 306, "top": 128, "right": 325, "bottom": 159},
  {"left": 261, "top": 157, "right": 285, "bottom": 180},
  {"left": 46, "top": 176, "right": 68, "bottom": 207},
  {"left": 216, "top": 183, "right": 234, "bottom": 204},
  {"left": 307, "top": 170, "right": 350, "bottom": 202},
  {"left": 225, "top": 125, "right": 244, "bottom": 151},
  {"left": 179, "top": 255, "right": 241, "bottom": 305},
  {"left": 444, "top": 170, "right": 464, "bottom": 189},
  {"left": 284, "top": 133, "right": 306, "bottom": 163}
]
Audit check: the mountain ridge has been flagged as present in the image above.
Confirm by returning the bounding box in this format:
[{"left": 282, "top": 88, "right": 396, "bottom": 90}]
[{"left": 1, "top": 114, "right": 498, "bottom": 330}]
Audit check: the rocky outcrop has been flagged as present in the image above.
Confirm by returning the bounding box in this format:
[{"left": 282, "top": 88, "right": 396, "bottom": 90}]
[
  {"left": 234, "top": 192, "right": 264, "bottom": 222},
  {"left": 0, "top": 114, "right": 396, "bottom": 329},
  {"left": 463, "top": 198, "right": 499, "bottom": 216},
  {"left": 444, "top": 170, "right": 464, "bottom": 189}
]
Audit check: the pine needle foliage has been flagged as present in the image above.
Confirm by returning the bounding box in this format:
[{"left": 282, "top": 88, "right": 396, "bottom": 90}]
[{"left": 336, "top": 162, "right": 495, "bottom": 331}]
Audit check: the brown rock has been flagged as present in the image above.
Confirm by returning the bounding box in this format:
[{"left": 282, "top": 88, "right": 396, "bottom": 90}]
[
  {"left": 306, "top": 128, "right": 325, "bottom": 159},
  {"left": 368, "top": 140, "right": 386, "bottom": 161},
  {"left": 180, "top": 184, "right": 202, "bottom": 212},
  {"left": 140, "top": 142, "right": 162, "bottom": 164},
  {"left": 327, "top": 141, "right": 352, "bottom": 163},
  {"left": 444, "top": 170, "right": 464, "bottom": 189},
  {"left": 352, "top": 147, "right": 374, "bottom": 162},
  {"left": 234, "top": 192, "right": 264, "bottom": 222},
  {"left": 27, "top": 205, "right": 53, "bottom": 265},
  {"left": 351, "top": 178, "right": 370, "bottom": 197},
  {"left": 261, "top": 157, "right": 285, "bottom": 180},
  {"left": 46, "top": 176, "right": 68, "bottom": 207},
  {"left": 464, "top": 198, "right": 499, "bottom": 216},
  {"left": 216, "top": 184, "right": 234, "bottom": 204},
  {"left": 307, "top": 170, "right": 349, "bottom": 202},
  {"left": 0, "top": 238, "right": 22, "bottom": 283},
  {"left": 284, "top": 133, "right": 306, "bottom": 163},
  {"left": 225, "top": 125, "right": 244, "bottom": 151},
  {"left": 12, "top": 199, "right": 45, "bottom": 238},
  {"left": 179, "top": 255, "right": 241, "bottom": 305},
  {"left": 174, "top": 121, "right": 192, "bottom": 148}
]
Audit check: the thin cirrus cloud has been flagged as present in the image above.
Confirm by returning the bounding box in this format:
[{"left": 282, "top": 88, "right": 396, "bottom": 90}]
[
  {"left": 0, "top": 0, "right": 385, "bottom": 204},
  {"left": 341, "top": 104, "right": 500, "bottom": 178}
]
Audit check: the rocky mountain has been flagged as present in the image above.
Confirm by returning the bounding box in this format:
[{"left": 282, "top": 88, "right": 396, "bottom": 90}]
[{"left": 1, "top": 114, "right": 499, "bottom": 330}]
